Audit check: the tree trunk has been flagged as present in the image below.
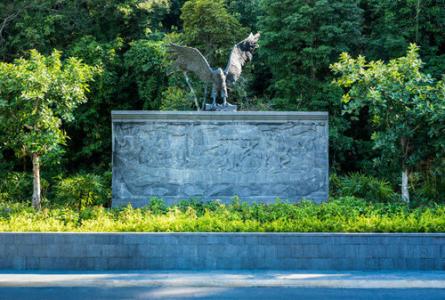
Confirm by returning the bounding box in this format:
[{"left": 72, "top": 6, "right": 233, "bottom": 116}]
[
  {"left": 400, "top": 136, "right": 410, "bottom": 202},
  {"left": 31, "top": 153, "right": 41, "bottom": 210},
  {"left": 401, "top": 168, "right": 410, "bottom": 202},
  {"left": 415, "top": 0, "right": 421, "bottom": 43}
]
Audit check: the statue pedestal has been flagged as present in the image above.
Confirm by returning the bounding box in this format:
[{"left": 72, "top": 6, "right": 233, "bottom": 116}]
[
  {"left": 112, "top": 111, "right": 329, "bottom": 207},
  {"left": 204, "top": 103, "right": 237, "bottom": 111}
]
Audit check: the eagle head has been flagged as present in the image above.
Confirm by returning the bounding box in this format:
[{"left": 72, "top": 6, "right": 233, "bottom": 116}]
[{"left": 239, "top": 32, "right": 261, "bottom": 53}]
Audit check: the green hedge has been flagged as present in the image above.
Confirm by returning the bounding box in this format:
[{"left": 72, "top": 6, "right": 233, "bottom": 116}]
[{"left": 0, "top": 197, "right": 444, "bottom": 232}]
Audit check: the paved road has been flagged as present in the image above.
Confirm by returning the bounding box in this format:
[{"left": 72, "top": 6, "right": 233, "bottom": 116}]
[{"left": 0, "top": 271, "right": 444, "bottom": 300}]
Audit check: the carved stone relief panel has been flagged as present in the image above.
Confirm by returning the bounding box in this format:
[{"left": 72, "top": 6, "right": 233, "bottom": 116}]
[{"left": 112, "top": 111, "right": 328, "bottom": 207}]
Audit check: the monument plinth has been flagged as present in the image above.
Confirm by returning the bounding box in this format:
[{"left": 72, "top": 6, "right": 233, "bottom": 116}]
[{"left": 112, "top": 111, "right": 329, "bottom": 207}]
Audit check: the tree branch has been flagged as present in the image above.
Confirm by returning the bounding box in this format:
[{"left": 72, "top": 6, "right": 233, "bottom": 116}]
[
  {"left": 0, "top": 10, "right": 21, "bottom": 45},
  {"left": 0, "top": 1, "right": 49, "bottom": 45}
]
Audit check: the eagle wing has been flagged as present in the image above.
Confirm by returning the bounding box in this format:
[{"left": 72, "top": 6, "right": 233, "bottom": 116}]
[
  {"left": 225, "top": 33, "right": 260, "bottom": 86},
  {"left": 168, "top": 44, "right": 213, "bottom": 82}
]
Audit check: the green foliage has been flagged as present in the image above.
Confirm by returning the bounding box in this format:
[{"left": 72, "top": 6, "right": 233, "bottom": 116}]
[
  {"left": 54, "top": 173, "right": 110, "bottom": 210},
  {"left": 124, "top": 39, "right": 169, "bottom": 110},
  {"left": 257, "top": 0, "right": 366, "bottom": 171},
  {"left": 331, "top": 44, "right": 445, "bottom": 199},
  {"left": 160, "top": 87, "right": 194, "bottom": 110},
  {"left": 410, "top": 160, "right": 445, "bottom": 205},
  {"left": 258, "top": 0, "right": 363, "bottom": 108},
  {"left": 0, "top": 0, "right": 445, "bottom": 206},
  {"left": 226, "top": 0, "right": 260, "bottom": 30},
  {"left": 0, "top": 49, "right": 95, "bottom": 161},
  {"left": 0, "top": 198, "right": 444, "bottom": 232},
  {"left": 0, "top": 172, "right": 48, "bottom": 203},
  {"left": 364, "top": 0, "right": 445, "bottom": 78},
  {"left": 65, "top": 36, "right": 125, "bottom": 167},
  {"left": 181, "top": 0, "right": 247, "bottom": 65},
  {"left": 331, "top": 173, "right": 399, "bottom": 203},
  {"left": 0, "top": 0, "right": 171, "bottom": 60},
  {"left": 147, "top": 198, "right": 169, "bottom": 214}
]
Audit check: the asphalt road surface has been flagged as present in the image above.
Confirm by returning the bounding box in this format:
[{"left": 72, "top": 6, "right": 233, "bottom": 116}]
[{"left": 0, "top": 270, "right": 444, "bottom": 300}]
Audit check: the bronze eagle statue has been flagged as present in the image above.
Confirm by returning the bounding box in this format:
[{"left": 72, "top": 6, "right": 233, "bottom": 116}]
[{"left": 168, "top": 33, "right": 260, "bottom": 110}]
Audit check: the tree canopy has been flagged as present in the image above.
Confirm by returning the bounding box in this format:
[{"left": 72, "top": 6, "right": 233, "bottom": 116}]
[
  {"left": 0, "top": 49, "right": 95, "bottom": 208},
  {"left": 331, "top": 44, "right": 445, "bottom": 201},
  {"left": 0, "top": 0, "right": 444, "bottom": 205}
]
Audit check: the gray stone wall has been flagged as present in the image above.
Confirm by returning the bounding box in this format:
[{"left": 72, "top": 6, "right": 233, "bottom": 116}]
[
  {"left": 0, "top": 233, "right": 443, "bottom": 270},
  {"left": 112, "top": 111, "right": 329, "bottom": 207}
]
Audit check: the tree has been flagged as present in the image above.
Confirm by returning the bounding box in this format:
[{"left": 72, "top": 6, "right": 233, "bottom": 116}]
[
  {"left": 180, "top": 0, "right": 246, "bottom": 66},
  {"left": 124, "top": 39, "right": 170, "bottom": 110},
  {"left": 65, "top": 36, "right": 126, "bottom": 169},
  {"left": 0, "top": 0, "right": 171, "bottom": 61},
  {"left": 331, "top": 44, "right": 445, "bottom": 202},
  {"left": 0, "top": 1, "right": 174, "bottom": 174},
  {"left": 0, "top": 50, "right": 95, "bottom": 209},
  {"left": 257, "top": 0, "right": 365, "bottom": 171},
  {"left": 258, "top": 0, "right": 363, "bottom": 108},
  {"left": 362, "top": 0, "right": 445, "bottom": 78},
  {"left": 226, "top": 0, "right": 260, "bottom": 31}
]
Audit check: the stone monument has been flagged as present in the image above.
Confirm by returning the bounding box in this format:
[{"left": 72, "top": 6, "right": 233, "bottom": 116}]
[
  {"left": 112, "top": 111, "right": 328, "bottom": 207},
  {"left": 112, "top": 33, "right": 328, "bottom": 207}
]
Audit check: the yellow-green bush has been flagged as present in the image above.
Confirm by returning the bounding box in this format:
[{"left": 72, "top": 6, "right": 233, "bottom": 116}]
[{"left": 0, "top": 197, "right": 444, "bottom": 232}]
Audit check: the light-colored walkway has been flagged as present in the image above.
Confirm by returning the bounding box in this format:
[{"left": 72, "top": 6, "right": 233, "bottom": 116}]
[{"left": 0, "top": 270, "right": 444, "bottom": 299}]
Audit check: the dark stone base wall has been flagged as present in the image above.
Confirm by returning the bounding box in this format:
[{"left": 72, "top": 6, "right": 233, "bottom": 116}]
[
  {"left": 112, "top": 111, "right": 329, "bottom": 206},
  {"left": 0, "top": 233, "right": 444, "bottom": 270}
]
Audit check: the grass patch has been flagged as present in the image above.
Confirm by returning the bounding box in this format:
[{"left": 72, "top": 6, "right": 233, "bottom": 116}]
[{"left": 0, "top": 197, "right": 444, "bottom": 232}]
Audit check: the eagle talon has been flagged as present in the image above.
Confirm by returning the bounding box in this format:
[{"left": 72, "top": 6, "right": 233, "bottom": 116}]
[{"left": 204, "top": 103, "right": 218, "bottom": 111}]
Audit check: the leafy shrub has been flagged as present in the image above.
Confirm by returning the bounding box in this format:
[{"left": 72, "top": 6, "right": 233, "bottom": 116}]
[
  {"left": 410, "top": 169, "right": 445, "bottom": 206},
  {"left": 147, "top": 198, "right": 168, "bottom": 214},
  {"left": 177, "top": 198, "right": 223, "bottom": 215},
  {"left": 329, "top": 173, "right": 342, "bottom": 197},
  {"left": 333, "top": 173, "right": 399, "bottom": 203},
  {"left": 123, "top": 39, "right": 169, "bottom": 110},
  {"left": 0, "top": 197, "right": 444, "bottom": 232},
  {"left": 160, "top": 87, "right": 194, "bottom": 111},
  {"left": 0, "top": 172, "right": 48, "bottom": 203},
  {"left": 54, "top": 173, "right": 110, "bottom": 210}
]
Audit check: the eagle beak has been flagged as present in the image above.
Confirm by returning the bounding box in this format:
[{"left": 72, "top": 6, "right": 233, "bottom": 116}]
[{"left": 254, "top": 33, "right": 260, "bottom": 48}]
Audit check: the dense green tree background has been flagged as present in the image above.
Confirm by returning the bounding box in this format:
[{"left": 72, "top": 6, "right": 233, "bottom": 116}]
[{"left": 0, "top": 0, "right": 444, "bottom": 206}]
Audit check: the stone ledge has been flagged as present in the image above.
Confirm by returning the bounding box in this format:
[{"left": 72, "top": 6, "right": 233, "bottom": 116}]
[{"left": 111, "top": 110, "right": 329, "bottom": 122}]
